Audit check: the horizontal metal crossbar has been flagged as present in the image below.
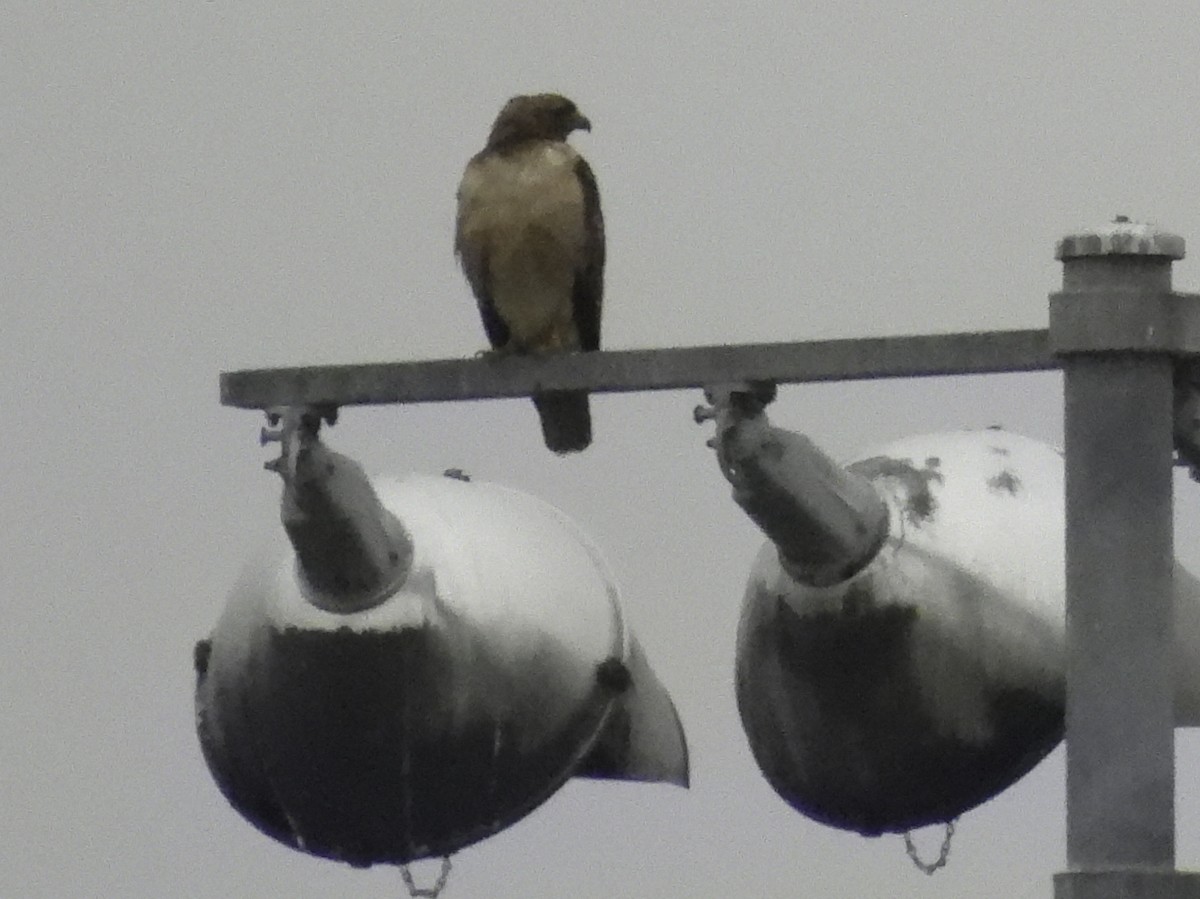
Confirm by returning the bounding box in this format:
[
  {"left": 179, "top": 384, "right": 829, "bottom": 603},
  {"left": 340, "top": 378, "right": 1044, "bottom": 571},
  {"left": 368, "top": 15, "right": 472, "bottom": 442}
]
[{"left": 220, "top": 328, "right": 1056, "bottom": 409}]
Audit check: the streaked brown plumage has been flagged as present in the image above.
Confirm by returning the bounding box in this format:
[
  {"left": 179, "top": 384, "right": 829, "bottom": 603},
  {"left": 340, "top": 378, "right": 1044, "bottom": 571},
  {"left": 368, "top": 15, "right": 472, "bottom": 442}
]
[{"left": 455, "top": 93, "right": 604, "bottom": 453}]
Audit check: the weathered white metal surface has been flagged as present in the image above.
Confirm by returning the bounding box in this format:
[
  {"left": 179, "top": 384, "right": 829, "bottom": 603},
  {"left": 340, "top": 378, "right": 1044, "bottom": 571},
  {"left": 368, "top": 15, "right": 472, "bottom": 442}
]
[
  {"left": 736, "top": 428, "right": 1200, "bottom": 836},
  {"left": 196, "top": 473, "right": 687, "bottom": 867}
]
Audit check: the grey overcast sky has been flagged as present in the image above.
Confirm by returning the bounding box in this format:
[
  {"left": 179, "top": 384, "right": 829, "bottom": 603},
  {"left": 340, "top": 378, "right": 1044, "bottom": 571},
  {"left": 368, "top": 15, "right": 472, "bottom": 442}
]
[{"left": 8, "top": 2, "right": 1200, "bottom": 897}]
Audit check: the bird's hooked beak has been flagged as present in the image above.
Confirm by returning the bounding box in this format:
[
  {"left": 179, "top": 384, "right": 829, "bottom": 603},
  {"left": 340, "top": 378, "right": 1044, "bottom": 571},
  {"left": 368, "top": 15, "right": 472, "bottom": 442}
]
[{"left": 572, "top": 113, "right": 592, "bottom": 134}]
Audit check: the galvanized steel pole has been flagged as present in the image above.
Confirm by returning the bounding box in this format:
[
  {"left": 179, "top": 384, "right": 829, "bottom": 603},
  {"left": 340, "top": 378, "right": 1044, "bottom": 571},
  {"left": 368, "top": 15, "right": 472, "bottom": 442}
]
[{"left": 1052, "top": 220, "right": 1200, "bottom": 899}]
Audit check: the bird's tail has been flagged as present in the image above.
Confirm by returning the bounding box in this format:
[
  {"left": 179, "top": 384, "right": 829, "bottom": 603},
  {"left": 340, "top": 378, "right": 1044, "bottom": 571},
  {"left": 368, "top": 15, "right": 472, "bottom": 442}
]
[{"left": 533, "top": 390, "right": 592, "bottom": 454}]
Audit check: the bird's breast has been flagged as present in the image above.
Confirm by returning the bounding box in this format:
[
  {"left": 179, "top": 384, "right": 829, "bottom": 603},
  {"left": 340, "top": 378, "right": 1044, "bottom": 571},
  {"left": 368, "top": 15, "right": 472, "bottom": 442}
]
[
  {"left": 457, "top": 145, "right": 586, "bottom": 254},
  {"left": 457, "top": 144, "right": 588, "bottom": 346}
]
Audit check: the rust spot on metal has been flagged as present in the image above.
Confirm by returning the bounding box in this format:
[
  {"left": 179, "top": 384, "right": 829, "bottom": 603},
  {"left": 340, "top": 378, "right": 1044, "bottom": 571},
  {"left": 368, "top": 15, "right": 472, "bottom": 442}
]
[
  {"left": 849, "top": 455, "right": 944, "bottom": 526},
  {"left": 987, "top": 469, "right": 1021, "bottom": 495},
  {"left": 595, "top": 657, "right": 632, "bottom": 693},
  {"left": 193, "top": 638, "right": 212, "bottom": 677}
]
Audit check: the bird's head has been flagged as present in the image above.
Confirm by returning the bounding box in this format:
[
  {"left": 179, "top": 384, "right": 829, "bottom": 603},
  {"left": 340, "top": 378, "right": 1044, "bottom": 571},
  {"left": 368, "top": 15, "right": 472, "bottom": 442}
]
[{"left": 486, "top": 93, "right": 591, "bottom": 150}]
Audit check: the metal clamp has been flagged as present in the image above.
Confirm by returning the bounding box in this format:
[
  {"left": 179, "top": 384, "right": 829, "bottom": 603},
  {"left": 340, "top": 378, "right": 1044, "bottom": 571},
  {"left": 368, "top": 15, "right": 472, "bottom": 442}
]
[
  {"left": 258, "top": 404, "right": 338, "bottom": 476},
  {"left": 692, "top": 380, "right": 777, "bottom": 485}
]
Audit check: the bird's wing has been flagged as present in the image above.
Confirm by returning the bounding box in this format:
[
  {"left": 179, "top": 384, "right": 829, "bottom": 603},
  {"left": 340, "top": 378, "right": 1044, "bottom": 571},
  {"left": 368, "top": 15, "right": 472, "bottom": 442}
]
[
  {"left": 571, "top": 156, "right": 604, "bottom": 352},
  {"left": 455, "top": 156, "right": 511, "bottom": 350}
]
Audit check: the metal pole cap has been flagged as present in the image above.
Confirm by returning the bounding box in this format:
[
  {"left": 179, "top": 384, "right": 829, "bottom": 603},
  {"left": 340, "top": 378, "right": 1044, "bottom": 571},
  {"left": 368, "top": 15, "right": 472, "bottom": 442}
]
[{"left": 1056, "top": 216, "right": 1185, "bottom": 261}]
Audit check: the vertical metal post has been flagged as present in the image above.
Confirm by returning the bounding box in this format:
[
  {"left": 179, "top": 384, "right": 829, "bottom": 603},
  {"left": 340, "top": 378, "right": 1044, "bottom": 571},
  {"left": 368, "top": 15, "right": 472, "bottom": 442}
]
[{"left": 1052, "top": 220, "right": 1200, "bottom": 899}]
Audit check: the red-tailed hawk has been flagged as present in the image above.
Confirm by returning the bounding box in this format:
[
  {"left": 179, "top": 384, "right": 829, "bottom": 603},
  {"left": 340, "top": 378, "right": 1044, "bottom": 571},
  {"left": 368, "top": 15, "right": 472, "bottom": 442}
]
[{"left": 455, "top": 93, "right": 604, "bottom": 454}]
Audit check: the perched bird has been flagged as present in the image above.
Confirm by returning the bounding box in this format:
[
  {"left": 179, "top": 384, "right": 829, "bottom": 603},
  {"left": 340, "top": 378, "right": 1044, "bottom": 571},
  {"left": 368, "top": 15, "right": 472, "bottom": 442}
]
[{"left": 455, "top": 93, "right": 604, "bottom": 453}]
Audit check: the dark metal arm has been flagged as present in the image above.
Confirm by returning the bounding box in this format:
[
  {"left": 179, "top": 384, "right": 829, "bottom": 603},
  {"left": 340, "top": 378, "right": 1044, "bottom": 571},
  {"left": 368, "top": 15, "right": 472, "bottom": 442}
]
[{"left": 261, "top": 406, "right": 411, "bottom": 612}]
